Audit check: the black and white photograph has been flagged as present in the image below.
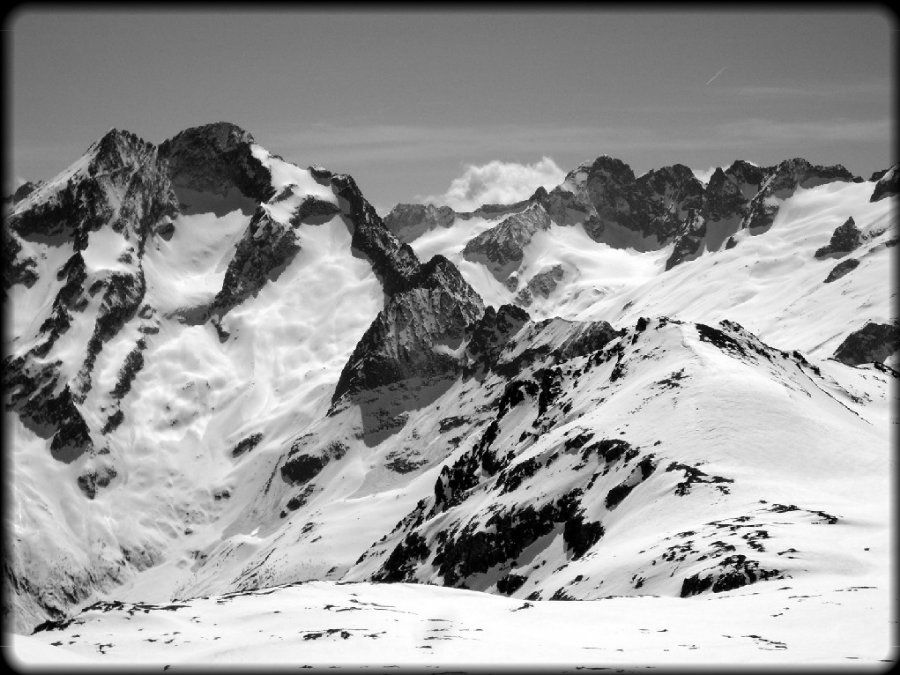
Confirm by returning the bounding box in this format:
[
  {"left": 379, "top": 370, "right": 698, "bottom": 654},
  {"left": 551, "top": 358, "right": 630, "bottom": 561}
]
[{"left": 2, "top": 6, "right": 896, "bottom": 669}]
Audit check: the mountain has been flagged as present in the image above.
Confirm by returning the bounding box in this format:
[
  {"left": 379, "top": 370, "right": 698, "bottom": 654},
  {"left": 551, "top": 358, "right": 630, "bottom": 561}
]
[{"left": 4, "top": 123, "right": 896, "bottom": 664}]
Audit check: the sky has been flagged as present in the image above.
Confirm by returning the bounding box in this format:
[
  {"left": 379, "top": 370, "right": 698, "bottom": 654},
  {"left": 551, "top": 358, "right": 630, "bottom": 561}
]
[{"left": 6, "top": 8, "right": 895, "bottom": 213}]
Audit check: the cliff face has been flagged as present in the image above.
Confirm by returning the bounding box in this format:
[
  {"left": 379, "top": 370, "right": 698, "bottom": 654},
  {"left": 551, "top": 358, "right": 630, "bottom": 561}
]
[{"left": 158, "top": 121, "right": 275, "bottom": 212}]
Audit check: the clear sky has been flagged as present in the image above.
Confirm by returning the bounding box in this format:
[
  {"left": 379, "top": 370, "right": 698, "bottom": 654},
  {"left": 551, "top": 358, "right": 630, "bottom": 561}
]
[{"left": 6, "top": 8, "right": 895, "bottom": 213}]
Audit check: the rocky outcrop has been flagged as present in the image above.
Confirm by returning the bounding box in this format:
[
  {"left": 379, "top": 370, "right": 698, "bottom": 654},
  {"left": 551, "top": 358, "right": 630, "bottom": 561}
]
[
  {"left": 281, "top": 440, "right": 348, "bottom": 486},
  {"left": 329, "top": 172, "right": 420, "bottom": 296},
  {"left": 743, "top": 159, "right": 856, "bottom": 232},
  {"left": 833, "top": 321, "right": 899, "bottom": 366},
  {"left": 210, "top": 206, "right": 303, "bottom": 319},
  {"left": 664, "top": 213, "right": 706, "bottom": 270},
  {"left": 332, "top": 255, "right": 485, "bottom": 403},
  {"left": 2, "top": 227, "right": 39, "bottom": 294},
  {"left": 538, "top": 159, "right": 706, "bottom": 250},
  {"left": 515, "top": 264, "right": 566, "bottom": 306},
  {"left": 158, "top": 122, "right": 275, "bottom": 209},
  {"left": 384, "top": 203, "right": 456, "bottom": 243},
  {"left": 634, "top": 164, "right": 705, "bottom": 242},
  {"left": 666, "top": 159, "right": 856, "bottom": 269},
  {"left": 870, "top": 164, "right": 898, "bottom": 202},
  {"left": 823, "top": 258, "right": 860, "bottom": 283},
  {"left": 12, "top": 181, "right": 39, "bottom": 202},
  {"left": 10, "top": 129, "right": 178, "bottom": 250},
  {"left": 381, "top": 196, "right": 542, "bottom": 245},
  {"left": 680, "top": 555, "right": 781, "bottom": 597},
  {"left": 557, "top": 156, "right": 642, "bottom": 243},
  {"left": 324, "top": 169, "right": 491, "bottom": 404},
  {"left": 4, "top": 129, "right": 177, "bottom": 465},
  {"left": 3, "top": 354, "right": 93, "bottom": 463},
  {"left": 289, "top": 195, "right": 341, "bottom": 226},
  {"left": 464, "top": 304, "right": 531, "bottom": 376},
  {"left": 701, "top": 160, "right": 768, "bottom": 224},
  {"left": 814, "top": 217, "right": 862, "bottom": 258},
  {"left": 462, "top": 203, "right": 552, "bottom": 286}
]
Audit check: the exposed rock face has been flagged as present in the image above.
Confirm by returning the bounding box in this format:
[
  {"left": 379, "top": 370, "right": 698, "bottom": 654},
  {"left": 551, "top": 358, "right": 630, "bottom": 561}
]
[
  {"left": 462, "top": 203, "right": 552, "bottom": 285},
  {"left": 290, "top": 195, "right": 341, "bottom": 226},
  {"left": 329, "top": 172, "right": 420, "bottom": 296},
  {"left": 833, "top": 321, "right": 899, "bottom": 366},
  {"left": 281, "top": 440, "right": 348, "bottom": 486},
  {"left": 316, "top": 168, "right": 495, "bottom": 405},
  {"left": 557, "top": 156, "right": 642, "bottom": 242},
  {"left": 666, "top": 159, "right": 855, "bottom": 269},
  {"left": 2, "top": 227, "right": 39, "bottom": 294},
  {"left": 870, "top": 164, "right": 898, "bottom": 202},
  {"left": 384, "top": 203, "right": 456, "bottom": 243},
  {"left": 538, "top": 159, "right": 705, "bottom": 250},
  {"left": 634, "top": 164, "right": 705, "bottom": 241},
  {"left": 663, "top": 214, "right": 706, "bottom": 270},
  {"left": 76, "top": 464, "right": 118, "bottom": 499},
  {"left": 465, "top": 304, "right": 531, "bottom": 376},
  {"left": 381, "top": 197, "right": 542, "bottom": 245},
  {"left": 515, "top": 264, "right": 566, "bottom": 306},
  {"left": 702, "top": 161, "right": 768, "bottom": 224},
  {"left": 681, "top": 555, "right": 781, "bottom": 596},
  {"left": 10, "top": 129, "right": 178, "bottom": 249},
  {"left": 4, "top": 129, "right": 178, "bottom": 464},
  {"left": 210, "top": 207, "right": 302, "bottom": 319},
  {"left": 158, "top": 122, "right": 275, "bottom": 208},
  {"left": 823, "top": 258, "right": 860, "bottom": 283},
  {"left": 332, "top": 255, "right": 485, "bottom": 403},
  {"left": 814, "top": 217, "right": 862, "bottom": 258},
  {"left": 13, "top": 180, "right": 39, "bottom": 202},
  {"left": 743, "top": 159, "right": 856, "bottom": 232},
  {"left": 662, "top": 160, "right": 769, "bottom": 264}
]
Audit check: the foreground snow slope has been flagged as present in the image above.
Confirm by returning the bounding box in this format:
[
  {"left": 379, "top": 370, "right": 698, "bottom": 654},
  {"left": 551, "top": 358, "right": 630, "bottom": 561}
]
[{"left": 13, "top": 577, "right": 892, "bottom": 666}]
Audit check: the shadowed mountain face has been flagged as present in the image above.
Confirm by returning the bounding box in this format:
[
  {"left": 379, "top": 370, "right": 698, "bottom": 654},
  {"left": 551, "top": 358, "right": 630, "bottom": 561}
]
[
  {"left": 158, "top": 122, "right": 275, "bottom": 215},
  {"left": 3, "top": 123, "right": 895, "bottom": 636}
]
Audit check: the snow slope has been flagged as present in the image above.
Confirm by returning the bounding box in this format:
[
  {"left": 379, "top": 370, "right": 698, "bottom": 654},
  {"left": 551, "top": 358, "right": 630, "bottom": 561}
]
[
  {"left": 12, "top": 576, "right": 892, "bottom": 667},
  {"left": 407, "top": 179, "right": 895, "bottom": 359}
]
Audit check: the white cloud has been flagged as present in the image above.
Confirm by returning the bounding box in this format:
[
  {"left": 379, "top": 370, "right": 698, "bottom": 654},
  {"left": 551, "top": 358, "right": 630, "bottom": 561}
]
[{"left": 419, "top": 157, "right": 566, "bottom": 212}]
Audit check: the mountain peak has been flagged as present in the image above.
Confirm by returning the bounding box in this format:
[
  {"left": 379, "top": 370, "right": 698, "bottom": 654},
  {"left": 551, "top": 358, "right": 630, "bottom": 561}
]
[
  {"left": 163, "top": 121, "right": 255, "bottom": 148},
  {"left": 158, "top": 121, "right": 272, "bottom": 206},
  {"left": 87, "top": 128, "right": 158, "bottom": 175},
  {"left": 567, "top": 155, "right": 635, "bottom": 184}
]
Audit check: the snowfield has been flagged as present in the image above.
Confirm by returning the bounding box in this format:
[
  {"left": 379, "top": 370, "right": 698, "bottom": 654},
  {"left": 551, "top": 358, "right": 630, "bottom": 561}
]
[{"left": 10, "top": 577, "right": 893, "bottom": 667}]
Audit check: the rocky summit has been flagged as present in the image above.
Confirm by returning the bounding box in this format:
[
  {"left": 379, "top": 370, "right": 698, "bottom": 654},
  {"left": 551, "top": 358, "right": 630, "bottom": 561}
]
[{"left": 3, "top": 123, "right": 895, "bottom": 669}]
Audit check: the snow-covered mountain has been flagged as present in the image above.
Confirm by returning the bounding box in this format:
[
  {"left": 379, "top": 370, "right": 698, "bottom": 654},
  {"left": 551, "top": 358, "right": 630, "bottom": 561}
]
[{"left": 4, "top": 122, "right": 896, "bottom": 665}]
